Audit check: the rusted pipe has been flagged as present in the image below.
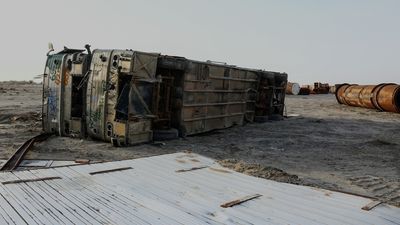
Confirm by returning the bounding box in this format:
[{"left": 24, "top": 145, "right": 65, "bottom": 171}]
[
  {"left": 372, "top": 83, "right": 400, "bottom": 113},
  {"left": 335, "top": 83, "right": 400, "bottom": 113}
]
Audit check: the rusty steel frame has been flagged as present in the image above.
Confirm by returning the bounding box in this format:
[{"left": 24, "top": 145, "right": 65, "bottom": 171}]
[{"left": 0, "top": 133, "right": 52, "bottom": 171}]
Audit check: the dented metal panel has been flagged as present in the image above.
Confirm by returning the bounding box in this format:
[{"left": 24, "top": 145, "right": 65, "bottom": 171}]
[
  {"left": 42, "top": 53, "right": 66, "bottom": 134},
  {"left": 86, "top": 50, "right": 113, "bottom": 140},
  {"left": 0, "top": 153, "right": 398, "bottom": 224}
]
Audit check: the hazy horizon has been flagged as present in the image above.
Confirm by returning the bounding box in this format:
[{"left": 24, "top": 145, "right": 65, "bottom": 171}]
[{"left": 0, "top": 0, "right": 399, "bottom": 85}]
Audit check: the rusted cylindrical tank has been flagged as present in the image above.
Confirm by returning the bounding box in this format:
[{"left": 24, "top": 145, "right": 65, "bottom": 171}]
[
  {"left": 335, "top": 83, "right": 400, "bottom": 113},
  {"left": 286, "top": 82, "right": 300, "bottom": 95},
  {"left": 372, "top": 84, "right": 400, "bottom": 113}
]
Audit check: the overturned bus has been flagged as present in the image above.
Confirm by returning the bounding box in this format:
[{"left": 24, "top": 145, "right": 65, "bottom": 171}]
[{"left": 42, "top": 45, "right": 287, "bottom": 146}]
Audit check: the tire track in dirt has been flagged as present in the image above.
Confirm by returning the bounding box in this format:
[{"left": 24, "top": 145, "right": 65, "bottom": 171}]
[{"left": 349, "top": 175, "right": 400, "bottom": 207}]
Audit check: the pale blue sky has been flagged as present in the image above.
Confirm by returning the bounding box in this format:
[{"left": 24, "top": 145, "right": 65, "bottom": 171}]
[{"left": 0, "top": 0, "right": 399, "bottom": 84}]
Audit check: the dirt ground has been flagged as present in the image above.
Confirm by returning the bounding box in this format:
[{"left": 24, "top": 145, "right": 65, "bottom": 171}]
[{"left": 0, "top": 81, "right": 399, "bottom": 207}]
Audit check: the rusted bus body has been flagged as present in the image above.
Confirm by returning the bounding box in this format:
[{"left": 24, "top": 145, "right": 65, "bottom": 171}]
[
  {"left": 43, "top": 47, "right": 288, "bottom": 145},
  {"left": 42, "top": 49, "right": 89, "bottom": 137},
  {"left": 335, "top": 83, "right": 400, "bottom": 113}
]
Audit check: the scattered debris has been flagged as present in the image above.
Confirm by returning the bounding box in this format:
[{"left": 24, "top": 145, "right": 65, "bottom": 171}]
[
  {"left": 313, "top": 82, "right": 330, "bottom": 94},
  {"left": 89, "top": 167, "right": 133, "bottom": 175},
  {"left": 176, "top": 166, "right": 209, "bottom": 173},
  {"left": 299, "top": 86, "right": 311, "bottom": 95},
  {"left": 10, "top": 112, "right": 41, "bottom": 123},
  {"left": 75, "top": 159, "right": 90, "bottom": 164},
  {"left": 220, "top": 194, "right": 263, "bottom": 208},
  {"left": 2, "top": 176, "right": 61, "bottom": 185},
  {"left": 362, "top": 200, "right": 382, "bottom": 211}
]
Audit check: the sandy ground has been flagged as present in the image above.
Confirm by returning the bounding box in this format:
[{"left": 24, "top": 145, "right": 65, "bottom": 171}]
[{"left": 0, "top": 81, "right": 399, "bottom": 207}]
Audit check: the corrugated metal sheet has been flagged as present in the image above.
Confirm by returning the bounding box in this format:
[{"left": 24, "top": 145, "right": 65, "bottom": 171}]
[{"left": 0, "top": 153, "right": 398, "bottom": 225}]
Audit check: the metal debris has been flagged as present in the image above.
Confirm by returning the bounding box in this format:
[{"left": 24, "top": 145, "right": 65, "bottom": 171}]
[{"left": 0, "top": 133, "right": 52, "bottom": 171}]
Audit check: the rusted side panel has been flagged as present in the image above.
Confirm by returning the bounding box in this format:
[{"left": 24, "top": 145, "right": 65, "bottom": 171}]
[
  {"left": 42, "top": 54, "right": 66, "bottom": 134},
  {"left": 181, "top": 62, "right": 258, "bottom": 135}
]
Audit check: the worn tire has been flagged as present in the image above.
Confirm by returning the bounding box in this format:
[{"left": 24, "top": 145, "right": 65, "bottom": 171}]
[
  {"left": 254, "top": 116, "right": 269, "bottom": 123},
  {"left": 269, "top": 114, "right": 284, "bottom": 121},
  {"left": 153, "top": 128, "right": 179, "bottom": 141},
  {"left": 178, "top": 125, "right": 187, "bottom": 138}
]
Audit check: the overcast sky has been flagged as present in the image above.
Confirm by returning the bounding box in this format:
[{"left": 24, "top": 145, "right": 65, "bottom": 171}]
[{"left": 0, "top": 0, "right": 399, "bottom": 84}]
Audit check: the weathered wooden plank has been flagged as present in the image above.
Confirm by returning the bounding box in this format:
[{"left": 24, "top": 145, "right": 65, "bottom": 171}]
[
  {"left": 362, "top": 200, "right": 382, "bottom": 211},
  {"left": 1, "top": 176, "right": 61, "bottom": 185},
  {"left": 89, "top": 166, "right": 132, "bottom": 175},
  {"left": 175, "top": 166, "right": 208, "bottom": 173}
]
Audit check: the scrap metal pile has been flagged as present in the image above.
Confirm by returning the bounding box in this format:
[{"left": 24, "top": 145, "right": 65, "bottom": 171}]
[
  {"left": 42, "top": 46, "right": 287, "bottom": 146},
  {"left": 335, "top": 83, "right": 400, "bottom": 113},
  {"left": 286, "top": 82, "right": 332, "bottom": 95}
]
